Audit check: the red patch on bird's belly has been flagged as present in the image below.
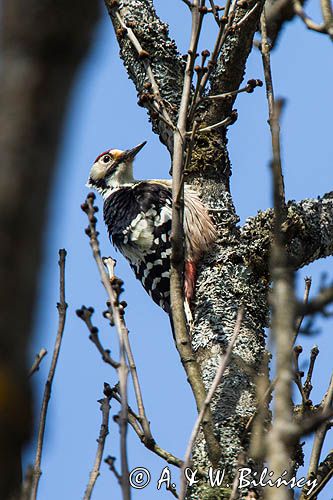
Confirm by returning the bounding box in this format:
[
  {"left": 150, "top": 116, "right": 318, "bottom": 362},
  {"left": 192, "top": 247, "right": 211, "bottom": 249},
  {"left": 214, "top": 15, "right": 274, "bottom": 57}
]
[
  {"left": 94, "top": 150, "right": 111, "bottom": 163},
  {"left": 184, "top": 260, "right": 197, "bottom": 302}
]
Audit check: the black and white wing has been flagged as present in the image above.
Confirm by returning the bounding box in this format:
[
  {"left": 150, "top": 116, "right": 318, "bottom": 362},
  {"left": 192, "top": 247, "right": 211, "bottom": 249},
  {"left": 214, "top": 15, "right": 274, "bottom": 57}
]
[{"left": 103, "top": 182, "right": 173, "bottom": 311}]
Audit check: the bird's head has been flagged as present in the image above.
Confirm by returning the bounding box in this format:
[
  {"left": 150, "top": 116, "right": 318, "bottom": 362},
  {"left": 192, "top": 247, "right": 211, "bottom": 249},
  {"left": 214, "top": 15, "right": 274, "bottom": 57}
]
[{"left": 87, "top": 141, "right": 146, "bottom": 197}]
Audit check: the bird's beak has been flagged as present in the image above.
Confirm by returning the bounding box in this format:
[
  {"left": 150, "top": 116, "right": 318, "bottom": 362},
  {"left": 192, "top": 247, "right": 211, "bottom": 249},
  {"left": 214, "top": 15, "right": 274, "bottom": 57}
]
[{"left": 123, "top": 141, "right": 147, "bottom": 161}]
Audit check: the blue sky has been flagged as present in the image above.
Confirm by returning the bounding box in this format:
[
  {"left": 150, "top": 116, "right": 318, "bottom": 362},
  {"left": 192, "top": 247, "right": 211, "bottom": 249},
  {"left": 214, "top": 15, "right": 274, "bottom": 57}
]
[{"left": 26, "top": 1, "right": 333, "bottom": 499}]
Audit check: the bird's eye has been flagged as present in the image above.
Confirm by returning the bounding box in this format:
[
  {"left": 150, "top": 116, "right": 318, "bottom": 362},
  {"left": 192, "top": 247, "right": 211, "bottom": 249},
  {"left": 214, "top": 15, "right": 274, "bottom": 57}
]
[{"left": 103, "top": 155, "right": 111, "bottom": 163}]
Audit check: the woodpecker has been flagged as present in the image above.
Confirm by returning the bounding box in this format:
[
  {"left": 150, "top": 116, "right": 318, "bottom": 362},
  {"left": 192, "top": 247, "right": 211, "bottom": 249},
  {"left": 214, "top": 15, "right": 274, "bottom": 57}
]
[{"left": 87, "top": 141, "right": 216, "bottom": 313}]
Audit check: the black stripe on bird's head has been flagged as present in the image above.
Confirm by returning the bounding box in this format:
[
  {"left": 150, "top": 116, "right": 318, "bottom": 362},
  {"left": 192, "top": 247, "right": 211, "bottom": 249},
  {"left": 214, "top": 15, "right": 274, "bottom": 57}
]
[{"left": 87, "top": 141, "right": 147, "bottom": 195}]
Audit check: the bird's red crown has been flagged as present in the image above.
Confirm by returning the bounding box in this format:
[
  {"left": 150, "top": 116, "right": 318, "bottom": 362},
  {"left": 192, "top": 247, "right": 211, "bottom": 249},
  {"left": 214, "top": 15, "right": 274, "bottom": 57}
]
[{"left": 94, "top": 150, "right": 111, "bottom": 163}]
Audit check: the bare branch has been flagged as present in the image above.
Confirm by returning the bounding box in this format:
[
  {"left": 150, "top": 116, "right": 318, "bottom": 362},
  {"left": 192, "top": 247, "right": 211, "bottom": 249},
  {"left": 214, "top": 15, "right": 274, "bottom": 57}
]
[
  {"left": 108, "top": 385, "right": 209, "bottom": 475},
  {"left": 229, "top": 452, "right": 246, "bottom": 500},
  {"left": 261, "top": 11, "right": 286, "bottom": 210},
  {"left": 113, "top": 9, "right": 175, "bottom": 131},
  {"left": 182, "top": 0, "right": 193, "bottom": 8},
  {"left": 321, "top": 0, "right": 333, "bottom": 39},
  {"left": 103, "top": 257, "right": 153, "bottom": 445},
  {"left": 166, "top": 484, "right": 179, "bottom": 498},
  {"left": 76, "top": 306, "right": 120, "bottom": 369},
  {"left": 235, "top": 1, "right": 261, "bottom": 28},
  {"left": 28, "top": 348, "right": 48, "bottom": 378},
  {"left": 305, "top": 374, "right": 333, "bottom": 486},
  {"left": 179, "top": 307, "right": 244, "bottom": 500},
  {"left": 192, "top": 110, "right": 238, "bottom": 134},
  {"left": 246, "top": 376, "right": 276, "bottom": 438},
  {"left": 105, "top": 455, "right": 122, "bottom": 484},
  {"left": 208, "top": 0, "right": 265, "bottom": 116},
  {"left": 306, "top": 450, "right": 333, "bottom": 499},
  {"left": 196, "top": 0, "right": 234, "bottom": 101},
  {"left": 303, "top": 346, "right": 320, "bottom": 400},
  {"left": 81, "top": 194, "right": 131, "bottom": 499},
  {"left": 30, "top": 250, "right": 68, "bottom": 500},
  {"left": 293, "top": 277, "right": 312, "bottom": 343},
  {"left": 261, "top": 11, "right": 297, "bottom": 494},
  {"left": 205, "top": 78, "right": 263, "bottom": 101},
  {"left": 209, "top": 0, "right": 222, "bottom": 25},
  {"left": 293, "top": 0, "right": 327, "bottom": 33},
  {"left": 295, "top": 408, "right": 333, "bottom": 437},
  {"left": 83, "top": 393, "right": 111, "bottom": 500},
  {"left": 301, "top": 284, "right": 333, "bottom": 316}
]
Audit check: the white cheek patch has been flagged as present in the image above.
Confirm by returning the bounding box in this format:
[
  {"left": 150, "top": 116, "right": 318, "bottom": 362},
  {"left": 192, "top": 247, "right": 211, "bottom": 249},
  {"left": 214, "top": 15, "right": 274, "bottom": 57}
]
[{"left": 90, "top": 163, "right": 107, "bottom": 180}]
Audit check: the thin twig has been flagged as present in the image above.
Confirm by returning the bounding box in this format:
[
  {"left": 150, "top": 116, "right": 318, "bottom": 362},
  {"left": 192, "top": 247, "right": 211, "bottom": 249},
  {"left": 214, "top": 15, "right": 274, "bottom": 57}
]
[
  {"left": 300, "top": 284, "right": 333, "bottom": 316},
  {"left": 112, "top": 8, "right": 175, "bottom": 130},
  {"left": 30, "top": 249, "right": 68, "bottom": 500},
  {"left": 321, "top": 0, "right": 333, "bottom": 39},
  {"left": 245, "top": 376, "right": 276, "bottom": 435},
  {"left": 105, "top": 455, "right": 122, "bottom": 484},
  {"left": 296, "top": 408, "right": 333, "bottom": 437},
  {"left": 306, "top": 450, "right": 333, "bottom": 499},
  {"left": 262, "top": 9, "right": 296, "bottom": 497},
  {"left": 209, "top": 0, "right": 222, "bottom": 25},
  {"left": 167, "top": 484, "right": 179, "bottom": 498},
  {"left": 82, "top": 194, "right": 131, "bottom": 500},
  {"left": 303, "top": 346, "right": 320, "bottom": 400},
  {"left": 293, "top": 276, "right": 312, "bottom": 344},
  {"left": 192, "top": 110, "right": 238, "bottom": 134},
  {"left": 196, "top": 0, "right": 233, "bottom": 99},
  {"left": 28, "top": 348, "right": 47, "bottom": 378},
  {"left": 103, "top": 257, "right": 154, "bottom": 445},
  {"left": 76, "top": 306, "right": 120, "bottom": 369},
  {"left": 205, "top": 79, "right": 263, "bottom": 101},
  {"left": 190, "top": 76, "right": 262, "bottom": 125},
  {"left": 235, "top": 0, "right": 261, "bottom": 28},
  {"left": 83, "top": 393, "right": 111, "bottom": 500},
  {"left": 179, "top": 307, "right": 244, "bottom": 500},
  {"left": 109, "top": 385, "right": 209, "bottom": 476},
  {"left": 261, "top": 10, "right": 286, "bottom": 210},
  {"left": 229, "top": 452, "right": 246, "bottom": 500},
  {"left": 248, "top": 353, "right": 272, "bottom": 461},
  {"left": 293, "top": 0, "right": 327, "bottom": 33},
  {"left": 304, "top": 375, "right": 333, "bottom": 491},
  {"left": 293, "top": 345, "right": 308, "bottom": 407}
]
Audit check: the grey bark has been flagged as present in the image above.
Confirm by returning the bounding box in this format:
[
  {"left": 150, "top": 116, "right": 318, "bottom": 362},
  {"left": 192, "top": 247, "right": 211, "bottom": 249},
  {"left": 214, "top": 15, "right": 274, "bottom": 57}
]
[
  {"left": 0, "top": 2, "right": 99, "bottom": 498},
  {"left": 105, "top": 0, "right": 333, "bottom": 498},
  {"left": 241, "top": 193, "right": 333, "bottom": 273}
]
